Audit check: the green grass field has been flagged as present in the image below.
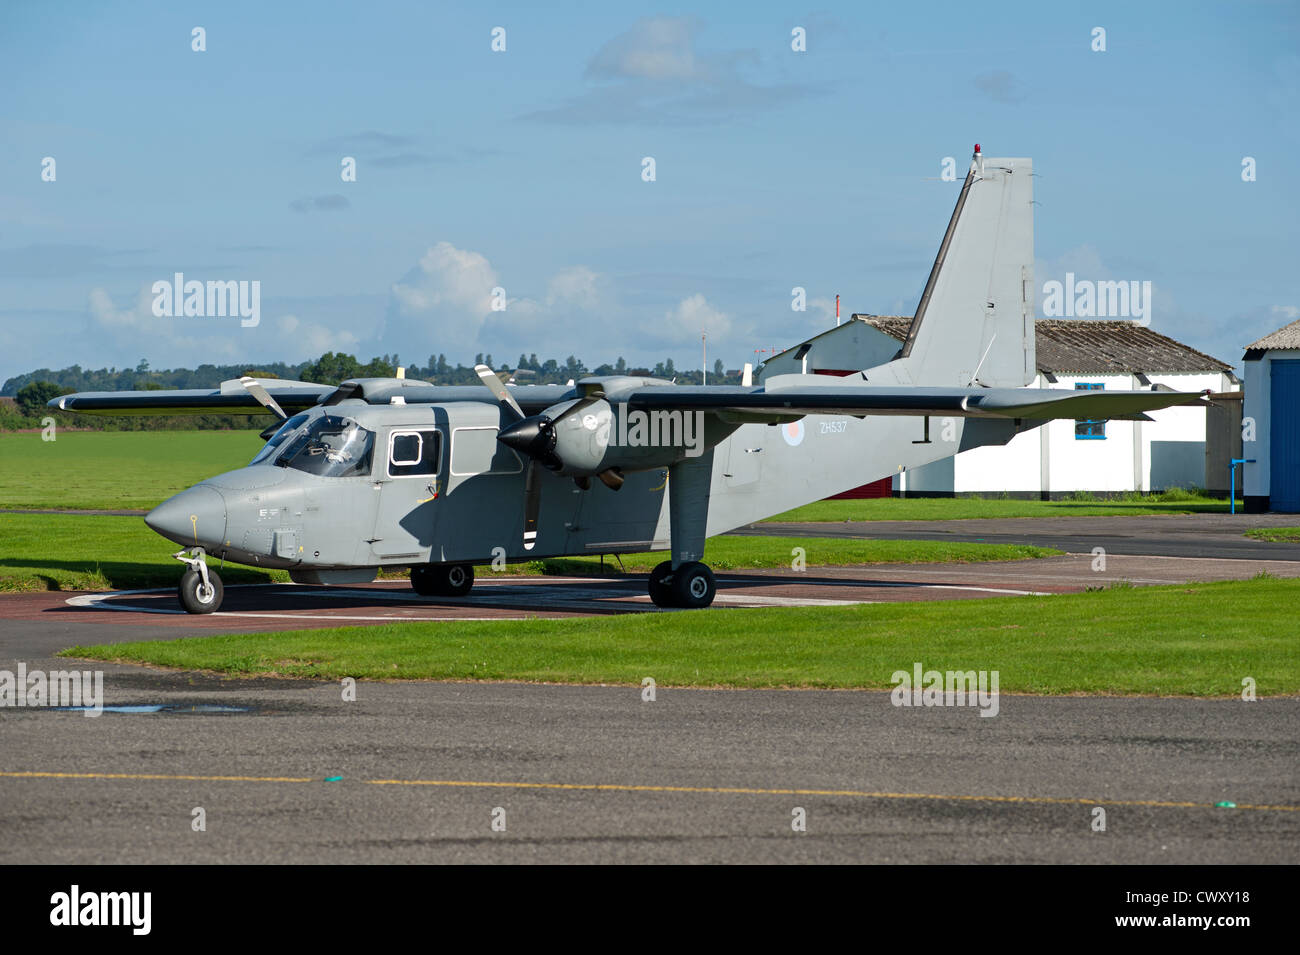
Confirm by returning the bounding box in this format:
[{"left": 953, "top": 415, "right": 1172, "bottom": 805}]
[
  {"left": 1245, "top": 527, "right": 1300, "bottom": 542},
  {"left": 0, "top": 513, "right": 1058, "bottom": 592},
  {"left": 60, "top": 576, "right": 1300, "bottom": 696},
  {"left": 0, "top": 430, "right": 263, "bottom": 510}
]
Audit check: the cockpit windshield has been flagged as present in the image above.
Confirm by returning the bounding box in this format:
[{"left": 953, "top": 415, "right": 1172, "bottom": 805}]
[
  {"left": 274, "top": 415, "right": 374, "bottom": 477},
  {"left": 249, "top": 413, "right": 310, "bottom": 466}
]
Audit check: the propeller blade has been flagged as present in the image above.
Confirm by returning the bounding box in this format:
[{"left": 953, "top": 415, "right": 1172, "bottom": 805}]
[
  {"left": 522, "top": 460, "right": 542, "bottom": 550},
  {"left": 239, "top": 377, "right": 288, "bottom": 420},
  {"left": 474, "top": 364, "right": 524, "bottom": 421},
  {"left": 555, "top": 394, "right": 602, "bottom": 421}
]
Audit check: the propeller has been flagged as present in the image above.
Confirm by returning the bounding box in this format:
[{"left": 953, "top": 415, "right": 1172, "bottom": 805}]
[
  {"left": 474, "top": 364, "right": 523, "bottom": 422},
  {"left": 473, "top": 365, "right": 604, "bottom": 551},
  {"left": 237, "top": 376, "right": 294, "bottom": 441},
  {"left": 239, "top": 376, "right": 288, "bottom": 420}
]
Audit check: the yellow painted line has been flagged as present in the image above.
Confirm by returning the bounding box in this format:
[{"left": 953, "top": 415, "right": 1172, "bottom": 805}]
[
  {"left": 0, "top": 770, "right": 313, "bottom": 783},
  {"left": 3, "top": 770, "right": 1294, "bottom": 813},
  {"left": 366, "top": 778, "right": 1297, "bottom": 812}
]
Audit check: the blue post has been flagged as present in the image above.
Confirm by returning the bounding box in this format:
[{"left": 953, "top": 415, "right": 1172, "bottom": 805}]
[{"left": 1230, "top": 458, "right": 1255, "bottom": 515}]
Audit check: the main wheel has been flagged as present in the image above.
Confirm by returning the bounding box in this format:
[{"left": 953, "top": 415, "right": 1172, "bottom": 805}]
[
  {"left": 670, "top": 561, "right": 716, "bottom": 609},
  {"left": 410, "top": 564, "right": 439, "bottom": 596},
  {"left": 648, "top": 560, "right": 675, "bottom": 608},
  {"left": 178, "top": 567, "right": 223, "bottom": 614},
  {"left": 439, "top": 563, "right": 474, "bottom": 597},
  {"left": 411, "top": 563, "right": 475, "bottom": 597}
]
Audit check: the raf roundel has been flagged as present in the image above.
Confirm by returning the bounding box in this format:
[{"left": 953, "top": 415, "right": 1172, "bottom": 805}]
[{"left": 781, "top": 420, "right": 805, "bottom": 447}]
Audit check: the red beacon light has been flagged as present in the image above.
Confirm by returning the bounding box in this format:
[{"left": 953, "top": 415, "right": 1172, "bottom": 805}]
[{"left": 973, "top": 143, "right": 981, "bottom": 153}]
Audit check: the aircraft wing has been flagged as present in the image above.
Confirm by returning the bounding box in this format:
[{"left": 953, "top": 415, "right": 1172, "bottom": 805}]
[
  {"left": 624, "top": 384, "right": 1208, "bottom": 421},
  {"left": 49, "top": 378, "right": 335, "bottom": 416}
]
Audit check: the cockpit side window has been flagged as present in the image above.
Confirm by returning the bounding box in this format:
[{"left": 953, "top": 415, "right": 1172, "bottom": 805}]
[
  {"left": 388, "top": 429, "right": 441, "bottom": 477},
  {"left": 249, "top": 412, "right": 310, "bottom": 465},
  {"left": 277, "top": 415, "right": 374, "bottom": 477}
]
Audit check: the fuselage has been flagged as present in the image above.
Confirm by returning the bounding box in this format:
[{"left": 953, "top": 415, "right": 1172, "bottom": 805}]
[{"left": 144, "top": 394, "right": 1032, "bottom": 577}]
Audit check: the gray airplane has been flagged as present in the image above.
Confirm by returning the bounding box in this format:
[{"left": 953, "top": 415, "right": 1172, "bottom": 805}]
[{"left": 52, "top": 147, "right": 1206, "bottom": 613}]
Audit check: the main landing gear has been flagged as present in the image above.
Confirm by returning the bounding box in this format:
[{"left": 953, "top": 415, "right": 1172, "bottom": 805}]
[
  {"left": 174, "top": 547, "right": 224, "bottom": 614},
  {"left": 647, "top": 560, "right": 717, "bottom": 609},
  {"left": 410, "top": 562, "right": 475, "bottom": 598}
]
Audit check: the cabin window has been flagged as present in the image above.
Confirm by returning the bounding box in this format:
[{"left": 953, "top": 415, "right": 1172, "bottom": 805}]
[
  {"left": 388, "top": 429, "right": 441, "bottom": 477},
  {"left": 277, "top": 415, "right": 375, "bottom": 477},
  {"left": 1074, "top": 382, "right": 1106, "bottom": 439}
]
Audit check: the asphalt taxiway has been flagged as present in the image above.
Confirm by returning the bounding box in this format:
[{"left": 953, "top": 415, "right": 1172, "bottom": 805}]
[{"left": 1, "top": 672, "right": 1296, "bottom": 863}]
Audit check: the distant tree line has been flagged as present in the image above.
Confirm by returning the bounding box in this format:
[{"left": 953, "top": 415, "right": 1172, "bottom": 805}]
[{"left": 1, "top": 351, "right": 741, "bottom": 432}]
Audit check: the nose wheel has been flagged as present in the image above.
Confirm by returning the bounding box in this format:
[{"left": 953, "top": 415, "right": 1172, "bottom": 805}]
[
  {"left": 173, "top": 548, "right": 224, "bottom": 614},
  {"left": 648, "top": 560, "right": 716, "bottom": 609}
]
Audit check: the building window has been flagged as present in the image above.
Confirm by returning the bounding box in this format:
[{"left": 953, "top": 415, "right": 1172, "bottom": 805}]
[{"left": 1075, "top": 382, "right": 1106, "bottom": 439}]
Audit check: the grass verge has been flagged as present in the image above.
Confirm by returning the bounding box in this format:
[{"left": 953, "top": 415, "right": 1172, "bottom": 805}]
[
  {"left": 1244, "top": 527, "right": 1300, "bottom": 543},
  {"left": 60, "top": 577, "right": 1300, "bottom": 696}
]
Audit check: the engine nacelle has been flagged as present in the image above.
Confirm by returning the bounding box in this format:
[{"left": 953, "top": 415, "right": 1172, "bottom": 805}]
[
  {"left": 499, "top": 395, "right": 710, "bottom": 477},
  {"left": 547, "top": 398, "right": 615, "bottom": 475}
]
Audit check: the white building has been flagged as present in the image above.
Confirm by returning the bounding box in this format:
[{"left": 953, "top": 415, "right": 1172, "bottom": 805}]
[
  {"left": 1242, "top": 318, "right": 1300, "bottom": 512},
  {"left": 760, "top": 316, "right": 1241, "bottom": 498}
]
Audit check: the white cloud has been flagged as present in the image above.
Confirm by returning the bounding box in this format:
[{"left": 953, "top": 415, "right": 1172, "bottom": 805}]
[
  {"left": 82, "top": 286, "right": 359, "bottom": 368},
  {"left": 546, "top": 266, "right": 601, "bottom": 309},
  {"left": 390, "top": 241, "right": 499, "bottom": 316},
  {"left": 662, "top": 293, "right": 731, "bottom": 339},
  {"left": 276, "top": 314, "right": 358, "bottom": 354},
  {"left": 586, "top": 17, "right": 705, "bottom": 82},
  {"left": 526, "top": 17, "right": 812, "bottom": 126}
]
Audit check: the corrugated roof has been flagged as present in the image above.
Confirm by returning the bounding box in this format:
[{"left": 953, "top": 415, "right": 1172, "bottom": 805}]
[
  {"left": 1246, "top": 316, "right": 1300, "bottom": 351},
  {"left": 852, "top": 315, "right": 1232, "bottom": 374}
]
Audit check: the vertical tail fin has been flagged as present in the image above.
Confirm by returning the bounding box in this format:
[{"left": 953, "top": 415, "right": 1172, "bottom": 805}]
[{"left": 876, "top": 147, "right": 1035, "bottom": 387}]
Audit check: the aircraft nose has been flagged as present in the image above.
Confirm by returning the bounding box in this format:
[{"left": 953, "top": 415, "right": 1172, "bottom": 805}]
[{"left": 145, "top": 485, "right": 227, "bottom": 548}]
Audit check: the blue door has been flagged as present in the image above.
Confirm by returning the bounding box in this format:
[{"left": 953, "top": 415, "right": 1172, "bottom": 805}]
[{"left": 1270, "top": 359, "right": 1300, "bottom": 511}]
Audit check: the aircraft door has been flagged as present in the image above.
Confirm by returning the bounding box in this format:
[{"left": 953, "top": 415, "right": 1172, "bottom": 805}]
[{"left": 370, "top": 427, "right": 442, "bottom": 561}]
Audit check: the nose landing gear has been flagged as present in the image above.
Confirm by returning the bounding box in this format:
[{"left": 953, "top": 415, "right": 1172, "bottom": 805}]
[{"left": 174, "top": 547, "right": 224, "bottom": 614}]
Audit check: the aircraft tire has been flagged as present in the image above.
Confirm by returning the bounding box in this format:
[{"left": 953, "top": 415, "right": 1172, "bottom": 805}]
[
  {"left": 439, "top": 563, "right": 475, "bottom": 597},
  {"left": 648, "top": 560, "right": 675, "bottom": 607},
  {"left": 411, "top": 563, "right": 475, "bottom": 597},
  {"left": 410, "top": 564, "right": 439, "bottom": 596},
  {"left": 670, "top": 561, "right": 716, "bottom": 609},
  {"left": 178, "top": 567, "right": 223, "bottom": 614}
]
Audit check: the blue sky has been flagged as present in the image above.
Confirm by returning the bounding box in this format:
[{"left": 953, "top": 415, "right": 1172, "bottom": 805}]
[{"left": 1, "top": 0, "right": 1296, "bottom": 383}]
